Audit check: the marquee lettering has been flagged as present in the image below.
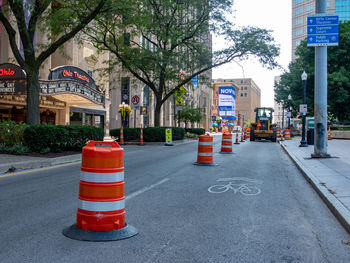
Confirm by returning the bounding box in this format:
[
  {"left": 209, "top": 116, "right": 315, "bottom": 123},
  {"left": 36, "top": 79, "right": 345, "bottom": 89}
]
[
  {"left": 0, "top": 68, "right": 15, "bottom": 76},
  {"left": 74, "top": 72, "right": 89, "bottom": 83},
  {"left": 62, "top": 70, "right": 73, "bottom": 77}
]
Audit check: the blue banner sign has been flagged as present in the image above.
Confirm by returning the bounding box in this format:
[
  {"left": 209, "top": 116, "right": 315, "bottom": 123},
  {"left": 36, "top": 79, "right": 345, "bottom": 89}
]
[
  {"left": 307, "top": 14, "right": 339, "bottom": 47},
  {"left": 218, "top": 86, "right": 235, "bottom": 120}
]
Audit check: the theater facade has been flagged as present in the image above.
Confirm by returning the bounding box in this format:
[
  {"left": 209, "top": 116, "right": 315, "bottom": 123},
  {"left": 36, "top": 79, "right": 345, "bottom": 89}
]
[{"left": 0, "top": 63, "right": 105, "bottom": 127}]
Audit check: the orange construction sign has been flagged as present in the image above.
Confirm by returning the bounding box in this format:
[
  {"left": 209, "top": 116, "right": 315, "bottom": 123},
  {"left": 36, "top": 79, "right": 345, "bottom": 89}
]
[{"left": 257, "top": 122, "right": 261, "bottom": 127}]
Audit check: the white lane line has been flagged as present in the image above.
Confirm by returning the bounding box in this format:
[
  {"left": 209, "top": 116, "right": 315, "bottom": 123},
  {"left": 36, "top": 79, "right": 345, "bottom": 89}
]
[{"left": 126, "top": 178, "right": 170, "bottom": 201}]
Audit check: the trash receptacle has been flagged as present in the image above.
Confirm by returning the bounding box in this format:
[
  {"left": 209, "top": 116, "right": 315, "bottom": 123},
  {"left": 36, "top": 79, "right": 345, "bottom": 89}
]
[{"left": 307, "top": 128, "right": 314, "bottom": 145}]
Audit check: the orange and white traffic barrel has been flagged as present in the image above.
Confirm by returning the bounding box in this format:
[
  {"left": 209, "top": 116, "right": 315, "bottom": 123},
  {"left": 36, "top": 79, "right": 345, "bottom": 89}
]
[
  {"left": 284, "top": 129, "right": 291, "bottom": 140},
  {"left": 241, "top": 132, "right": 244, "bottom": 142},
  {"left": 220, "top": 132, "right": 233, "bottom": 154},
  {"left": 120, "top": 126, "right": 124, "bottom": 145},
  {"left": 328, "top": 126, "right": 332, "bottom": 140},
  {"left": 246, "top": 128, "right": 250, "bottom": 139},
  {"left": 63, "top": 141, "right": 138, "bottom": 241},
  {"left": 194, "top": 134, "right": 216, "bottom": 166}
]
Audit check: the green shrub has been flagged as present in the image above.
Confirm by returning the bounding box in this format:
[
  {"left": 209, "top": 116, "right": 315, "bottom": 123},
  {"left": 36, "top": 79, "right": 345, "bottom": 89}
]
[
  {"left": 184, "top": 132, "right": 198, "bottom": 139},
  {"left": 186, "top": 128, "right": 205, "bottom": 135},
  {"left": 23, "top": 124, "right": 103, "bottom": 152},
  {"left": 8, "top": 143, "right": 30, "bottom": 155},
  {"left": 0, "top": 121, "right": 28, "bottom": 146}
]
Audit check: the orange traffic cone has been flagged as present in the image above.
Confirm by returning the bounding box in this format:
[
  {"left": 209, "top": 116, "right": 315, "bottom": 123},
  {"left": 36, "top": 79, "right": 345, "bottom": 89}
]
[
  {"left": 328, "top": 126, "right": 332, "bottom": 140},
  {"left": 63, "top": 141, "right": 138, "bottom": 241},
  {"left": 234, "top": 132, "right": 240, "bottom": 144},
  {"left": 120, "top": 125, "right": 124, "bottom": 145},
  {"left": 139, "top": 125, "right": 144, "bottom": 146}
]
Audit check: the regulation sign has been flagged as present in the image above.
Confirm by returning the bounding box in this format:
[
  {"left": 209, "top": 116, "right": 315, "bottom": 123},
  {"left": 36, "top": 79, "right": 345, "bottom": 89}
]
[
  {"left": 165, "top": 128, "right": 173, "bottom": 146},
  {"left": 307, "top": 14, "right": 339, "bottom": 47},
  {"left": 300, "top": 104, "right": 308, "bottom": 116},
  {"left": 131, "top": 95, "right": 140, "bottom": 106}
]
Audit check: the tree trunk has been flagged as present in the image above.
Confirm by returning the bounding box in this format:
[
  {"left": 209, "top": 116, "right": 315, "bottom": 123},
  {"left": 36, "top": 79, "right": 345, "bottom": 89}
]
[
  {"left": 26, "top": 70, "right": 40, "bottom": 125},
  {"left": 154, "top": 101, "right": 162, "bottom": 127}
]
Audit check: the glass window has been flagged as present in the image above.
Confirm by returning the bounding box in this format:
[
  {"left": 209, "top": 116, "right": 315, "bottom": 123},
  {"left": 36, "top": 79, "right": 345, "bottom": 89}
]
[
  {"left": 295, "top": 0, "right": 302, "bottom": 5},
  {"left": 306, "top": 4, "right": 313, "bottom": 12},
  {"left": 295, "top": 18, "right": 303, "bottom": 26},
  {"left": 244, "top": 93, "right": 247, "bottom": 97},
  {"left": 295, "top": 29, "right": 303, "bottom": 36},
  {"left": 295, "top": 8, "right": 302, "bottom": 15},
  {"left": 240, "top": 93, "right": 243, "bottom": 97}
]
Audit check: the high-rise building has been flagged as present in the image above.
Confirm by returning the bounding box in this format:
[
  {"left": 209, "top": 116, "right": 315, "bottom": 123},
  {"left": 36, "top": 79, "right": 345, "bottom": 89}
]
[{"left": 292, "top": 0, "right": 350, "bottom": 60}]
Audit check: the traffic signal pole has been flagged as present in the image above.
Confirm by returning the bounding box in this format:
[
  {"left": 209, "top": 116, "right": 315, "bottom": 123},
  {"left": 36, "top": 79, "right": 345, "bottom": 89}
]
[{"left": 312, "top": 0, "right": 330, "bottom": 158}]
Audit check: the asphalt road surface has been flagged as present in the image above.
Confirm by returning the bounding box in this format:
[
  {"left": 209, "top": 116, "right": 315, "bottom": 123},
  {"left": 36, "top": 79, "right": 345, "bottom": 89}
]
[{"left": 1, "top": 136, "right": 350, "bottom": 263}]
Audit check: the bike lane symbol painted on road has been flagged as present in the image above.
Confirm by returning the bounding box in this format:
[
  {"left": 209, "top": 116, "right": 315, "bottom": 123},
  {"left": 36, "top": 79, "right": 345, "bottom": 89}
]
[{"left": 208, "top": 177, "right": 263, "bottom": 196}]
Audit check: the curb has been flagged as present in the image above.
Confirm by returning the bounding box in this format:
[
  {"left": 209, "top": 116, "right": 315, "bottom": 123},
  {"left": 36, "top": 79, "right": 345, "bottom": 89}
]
[
  {"left": 280, "top": 142, "right": 350, "bottom": 234},
  {"left": 0, "top": 154, "right": 82, "bottom": 174}
]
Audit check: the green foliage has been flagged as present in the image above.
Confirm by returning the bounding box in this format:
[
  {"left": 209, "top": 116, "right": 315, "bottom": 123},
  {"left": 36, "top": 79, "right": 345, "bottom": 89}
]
[
  {"left": 0, "top": 121, "right": 28, "bottom": 147},
  {"left": 184, "top": 133, "right": 198, "bottom": 139},
  {"left": 23, "top": 125, "right": 103, "bottom": 152},
  {"left": 0, "top": 0, "right": 108, "bottom": 124},
  {"left": 0, "top": 142, "right": 30, "bottom": 155},
  {"left": 86, "top": 0, "right": 279, "bottom": 126},
  {"left": 177, "top": 105, "right": 203, "bottom": 128},
  {"left": 275, "top": 21, "right": 350, "bottom": 122},
  {"left": 186, "top": 128, "right": 205, "bottom": 135}
]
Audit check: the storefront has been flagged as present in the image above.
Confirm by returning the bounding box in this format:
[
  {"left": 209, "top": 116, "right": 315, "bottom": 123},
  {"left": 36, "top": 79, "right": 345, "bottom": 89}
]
[{"left": 0, "top": 63, "right": 105, "bottom": 125}]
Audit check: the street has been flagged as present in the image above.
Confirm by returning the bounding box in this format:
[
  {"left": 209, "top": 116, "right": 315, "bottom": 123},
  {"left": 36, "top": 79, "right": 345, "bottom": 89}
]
[{"left": 1, "top": 136, "right": 350, "bottom": 263}]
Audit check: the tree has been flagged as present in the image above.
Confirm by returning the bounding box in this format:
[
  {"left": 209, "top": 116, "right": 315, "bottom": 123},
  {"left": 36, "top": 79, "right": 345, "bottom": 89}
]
[
  {"left": 275, "top": 21, "right": 350, "bottom": 122},
  {"left": 85, "top": 0, "right": 280, "bottom": 126},
  {"left": 0, "top": 0, "right": 108, "bottom": 124},
  {"left": 176, "top": 104, "right": 202, "bottom": 129}
]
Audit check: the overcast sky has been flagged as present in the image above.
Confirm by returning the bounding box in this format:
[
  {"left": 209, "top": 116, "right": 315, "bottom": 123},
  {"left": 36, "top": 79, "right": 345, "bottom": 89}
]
[{"left": 212, "top": 0, "right": 292, "bottom": 107}]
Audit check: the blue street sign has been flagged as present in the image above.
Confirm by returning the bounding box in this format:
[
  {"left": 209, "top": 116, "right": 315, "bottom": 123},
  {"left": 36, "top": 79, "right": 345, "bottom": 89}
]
[{"left": 307, "top": 14, "right": 339, "bottom": 47}]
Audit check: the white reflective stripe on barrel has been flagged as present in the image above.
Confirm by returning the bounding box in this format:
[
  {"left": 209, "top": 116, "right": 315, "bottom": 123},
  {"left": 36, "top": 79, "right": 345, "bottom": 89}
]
[
  {"left": 221, "top": 145, "right": 232, "bottom": 148},
  {"left": 198, "top": 152, "right": 213, "bottom": 156},
  {"left": 222, "top": 139, "right": 232, "bottom": 142},
  {"left": 80, "top": 171, "right": 124, "bottom": 183},
  {"left": 199, "top": 142, "right": 213, "bottom": 146},
  {"left": 78, "top": 199, "right": 125, "bottom": 212}
]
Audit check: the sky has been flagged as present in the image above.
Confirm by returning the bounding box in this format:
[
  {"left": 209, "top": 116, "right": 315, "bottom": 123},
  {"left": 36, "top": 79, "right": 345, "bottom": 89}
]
[{"left": 212, "top": 0, "right": 292, "bottom": 107}]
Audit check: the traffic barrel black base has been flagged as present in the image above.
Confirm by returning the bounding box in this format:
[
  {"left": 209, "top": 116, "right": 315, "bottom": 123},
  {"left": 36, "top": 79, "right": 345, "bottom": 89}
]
[
  {"left": 62, "top": 223, "right": 138, "bottom": 242},
  {"left": 193, "top": 162, "right": 218, "bottom": 166}
]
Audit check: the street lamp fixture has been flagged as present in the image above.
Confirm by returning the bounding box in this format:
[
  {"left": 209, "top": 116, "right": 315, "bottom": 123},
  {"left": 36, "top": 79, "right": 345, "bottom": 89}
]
[{"left": 300, "top": 71, "right": 308, "bottom": 147}]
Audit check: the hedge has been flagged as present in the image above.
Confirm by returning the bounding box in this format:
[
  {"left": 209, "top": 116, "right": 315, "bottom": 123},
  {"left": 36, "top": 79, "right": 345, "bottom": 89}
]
[
  {"left": 110, "top": 127, "right": 185, "bottom": 142},
  {"left": 185, "top": 128, "right": 205, "bottom": 135},
  {"left": 0, "top": 121, "right": 28, "bottom": 146},
  {"left": 23, "top": 124, "right": 104, "bottom": 152}
]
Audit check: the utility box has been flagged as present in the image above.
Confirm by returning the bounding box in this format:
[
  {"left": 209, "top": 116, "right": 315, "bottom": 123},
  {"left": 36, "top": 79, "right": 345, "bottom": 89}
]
[{"left": 307, "top": 128, "right": 314, "bottom": 145}]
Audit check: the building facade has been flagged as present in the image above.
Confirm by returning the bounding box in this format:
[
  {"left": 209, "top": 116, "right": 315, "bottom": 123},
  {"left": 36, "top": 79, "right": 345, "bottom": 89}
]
[
  {"left": 292, "top": 0, "right": 350, "bottom": 61},
  {"left": 213, "top": 78, "right": 261, "bottom": 127}
]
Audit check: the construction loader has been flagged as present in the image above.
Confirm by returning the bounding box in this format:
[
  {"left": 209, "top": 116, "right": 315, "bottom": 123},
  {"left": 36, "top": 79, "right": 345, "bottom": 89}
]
[{"left": 250, "top": 107, "right": 277, "bottom": 142}]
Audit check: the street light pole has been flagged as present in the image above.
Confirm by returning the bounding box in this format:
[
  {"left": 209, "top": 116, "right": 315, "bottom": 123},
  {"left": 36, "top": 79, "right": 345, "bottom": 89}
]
[
  {"left": 300, "top": 71, "right": 308, "bottom": 147},
  {"left": 288, "top": 94, "right": 292, "bottom": 130}
]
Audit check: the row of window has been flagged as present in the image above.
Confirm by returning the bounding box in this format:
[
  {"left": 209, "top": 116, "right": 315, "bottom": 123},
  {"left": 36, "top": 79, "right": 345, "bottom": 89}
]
[
  {"left": 240, "top": 93, "right": 248, "bottom": 97},
  {"left": 295, "top": 4, "right": 314, "bottom": 15}
]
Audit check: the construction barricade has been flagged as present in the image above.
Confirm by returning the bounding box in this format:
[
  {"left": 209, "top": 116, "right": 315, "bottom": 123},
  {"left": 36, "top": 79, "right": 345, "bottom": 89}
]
[
  {"left": 194, "top": 134, "right": 216, "bottom": 166},
  {"left": 63, "top": 141, "right": 138, "bottom": 241},
  {"left": 284, "top": 129, "right": 291, "bottom": 140},
  {"left": 276, "top": 128, "right": 281, "bottom": 139},
  {"left": 220, "top": 132, "right": 233, "bottom": 154},
  {"left": 140, "top": 125, "right": 144, "bottom": 146}
]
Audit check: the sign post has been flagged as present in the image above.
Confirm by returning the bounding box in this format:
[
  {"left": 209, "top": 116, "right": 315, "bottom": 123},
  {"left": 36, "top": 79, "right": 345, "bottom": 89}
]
[
  {"left": 131, "top": 95, "right": 140, "bottom": 128},
  {"left": 165, "top": 128, "right": 173, "bottom": 146}
]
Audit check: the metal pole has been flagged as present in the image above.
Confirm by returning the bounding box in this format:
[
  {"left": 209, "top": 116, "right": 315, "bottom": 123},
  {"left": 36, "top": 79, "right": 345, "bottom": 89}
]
[
  {"left": 313, "top": 0, "right": 330, "bottom": 157},
  {"left": 300, "top": 78, "right": 308, "bottom": 147},
  {"left": 282, "top": 106, "right": 284, "bottom": 129}
]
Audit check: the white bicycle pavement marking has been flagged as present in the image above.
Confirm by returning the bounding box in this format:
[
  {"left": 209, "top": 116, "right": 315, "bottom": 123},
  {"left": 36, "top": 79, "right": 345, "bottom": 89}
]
[{"left": 208, "top": 177, "right": 263, "bottom": 196}]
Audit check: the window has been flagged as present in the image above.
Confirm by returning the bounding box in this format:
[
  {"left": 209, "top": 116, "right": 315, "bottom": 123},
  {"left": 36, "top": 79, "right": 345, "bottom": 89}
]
[
  {"left": 295, "top": 0, "right": 302, "bottom": 5},
  {"left": 295, "top": 18, "right": 303, "bottom": 26},
  {"left": 295, "top": 8, "right": 302, "bottom": 15},
  {"left": 305, "top": 4, "right": 313, "bottom": 12},
  {"left": 296, "top": 40, "right": 302, "bottom": 47},
  {"left": 241, "top": 87, "right": 243, "bottom": 90},
  {"left": 244, "top": 87, "right": 247, "bottom": 90},
  {"left": 244, "top": 93, "right": 247, "bottom": 97},
  {"left": 241, "top": 93, "right": 243, "bottom": 97},
  {"left": 295, "top": 29, "right": 303, "bottom": 36}
]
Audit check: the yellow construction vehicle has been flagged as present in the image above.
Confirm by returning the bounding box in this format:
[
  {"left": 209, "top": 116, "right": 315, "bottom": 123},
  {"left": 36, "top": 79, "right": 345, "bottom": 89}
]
[{"left": 250, "top": 107, "right": 277, "bottom": 142}]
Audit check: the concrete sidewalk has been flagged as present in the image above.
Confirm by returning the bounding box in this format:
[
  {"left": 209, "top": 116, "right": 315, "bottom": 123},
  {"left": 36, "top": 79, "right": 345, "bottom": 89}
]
[{"left": 280, "top": 138, "right": 350, "bottom": 233}]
